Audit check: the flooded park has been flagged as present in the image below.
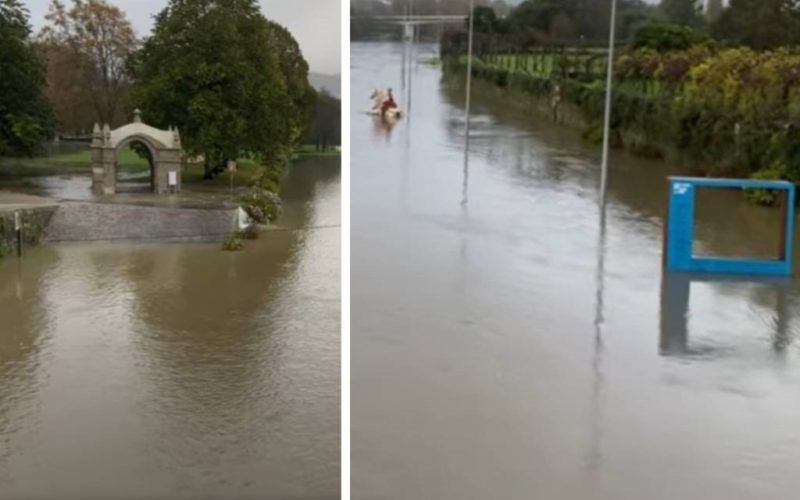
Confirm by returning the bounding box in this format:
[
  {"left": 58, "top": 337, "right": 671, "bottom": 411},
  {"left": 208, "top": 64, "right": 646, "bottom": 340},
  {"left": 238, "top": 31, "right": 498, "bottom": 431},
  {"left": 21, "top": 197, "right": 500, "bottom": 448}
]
[
  {"left": 0, "top": 157, "right": 340, "bottom": 498},
  {"left": 352, "top": 42, "right": 800, "bottom": 499}
]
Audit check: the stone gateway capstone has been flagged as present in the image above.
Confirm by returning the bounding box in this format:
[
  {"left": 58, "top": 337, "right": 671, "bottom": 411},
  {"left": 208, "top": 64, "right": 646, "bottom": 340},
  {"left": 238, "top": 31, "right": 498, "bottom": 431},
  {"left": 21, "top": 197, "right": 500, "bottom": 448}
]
[{"left": 91, "top": 109, "right": 184, "bottom": 195}]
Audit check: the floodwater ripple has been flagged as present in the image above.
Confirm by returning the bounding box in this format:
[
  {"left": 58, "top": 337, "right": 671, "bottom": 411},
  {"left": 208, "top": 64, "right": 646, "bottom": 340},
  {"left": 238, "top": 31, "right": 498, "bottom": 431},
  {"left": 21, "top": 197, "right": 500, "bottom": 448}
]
[{"left": 352, "top": 42, "right": 800, "bottom": 500}]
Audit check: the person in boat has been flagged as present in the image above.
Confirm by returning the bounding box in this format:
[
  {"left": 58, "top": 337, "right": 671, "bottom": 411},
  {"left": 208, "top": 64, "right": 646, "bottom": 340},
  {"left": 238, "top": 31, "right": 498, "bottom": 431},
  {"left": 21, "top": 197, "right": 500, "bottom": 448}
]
[
  {"left": 370, "top": 88, "right": 386, "bottom": 114},
  {"left": 381, "top": 88, "right": 398, "bottom": 116}
]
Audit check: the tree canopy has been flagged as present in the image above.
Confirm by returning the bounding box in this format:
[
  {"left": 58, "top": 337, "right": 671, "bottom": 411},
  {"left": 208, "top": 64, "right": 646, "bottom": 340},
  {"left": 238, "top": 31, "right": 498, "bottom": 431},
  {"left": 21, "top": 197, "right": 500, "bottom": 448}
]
[
  {"left": 307, "top": 89, "right": 340, "bottom": 151},
  {"left": 0, "top": 0, "right": 55, "bottom": 157},
  {"left": 659, "top": 0, "right": 705, "bottom": 28},
  {"left": 713, "top": 0, "right": 800, "bottom": 50},
  {"left": 128, "top": 0, "right": 312, "bottom": 176},
  {"left": 41, "top": 0, "right": 137, "bottom": 128},
  {"left": 506, "top": 0, "right": 657, "bottom": 45},
  {"left": 633, "top": 22, "right": 710, "bottom": 52}
]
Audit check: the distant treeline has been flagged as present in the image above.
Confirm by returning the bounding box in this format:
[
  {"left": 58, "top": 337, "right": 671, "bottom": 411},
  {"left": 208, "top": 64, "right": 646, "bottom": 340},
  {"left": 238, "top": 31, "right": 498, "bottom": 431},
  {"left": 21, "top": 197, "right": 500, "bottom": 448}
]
[
  {"left": 308, "top": 91, "right": 341, "bottom": 151},
  {"left": 356, "top": 0, "right": 800, "bottom": 52},
  {"left": 351, "top": 0, "right": 493, "bottom": 41}
]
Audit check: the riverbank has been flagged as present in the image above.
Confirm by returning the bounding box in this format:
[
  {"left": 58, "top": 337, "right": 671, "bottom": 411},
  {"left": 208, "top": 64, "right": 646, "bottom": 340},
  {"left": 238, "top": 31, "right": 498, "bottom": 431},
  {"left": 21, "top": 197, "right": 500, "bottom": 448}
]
[
  {"left": 0, "top": 195, "right": 58, "bottom": 257},
  {"left": 444, "top": 55, "right": 688, "bottom": 169},
  {"left": 0, "top": 191, "right": 235, "bottom": 252},
  {"left": 0, "top": 154, "right": 339, "bottom": 259},
  {"left": 445, "top": 47, "right": 800, "bottom": 183}
]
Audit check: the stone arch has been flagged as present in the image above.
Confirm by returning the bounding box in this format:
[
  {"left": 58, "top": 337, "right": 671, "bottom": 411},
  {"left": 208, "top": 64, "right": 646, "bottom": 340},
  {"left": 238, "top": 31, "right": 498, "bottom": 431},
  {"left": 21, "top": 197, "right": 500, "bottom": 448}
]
[
  {"left": 91, "top": 109, "right": 183, "bottom": 195},
  {"left": 115, "top": 134, "right": 158, "bottom": 192}
]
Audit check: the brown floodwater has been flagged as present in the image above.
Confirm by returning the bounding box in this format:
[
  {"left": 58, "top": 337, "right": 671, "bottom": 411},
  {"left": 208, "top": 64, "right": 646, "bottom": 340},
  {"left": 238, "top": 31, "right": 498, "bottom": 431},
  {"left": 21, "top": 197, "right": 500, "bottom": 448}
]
[
  {"left": 352, "top": 42, "right": 800, "bottom": 499},
  {"left": 0, "top": 157, "right": 340, "bottom": 499}
]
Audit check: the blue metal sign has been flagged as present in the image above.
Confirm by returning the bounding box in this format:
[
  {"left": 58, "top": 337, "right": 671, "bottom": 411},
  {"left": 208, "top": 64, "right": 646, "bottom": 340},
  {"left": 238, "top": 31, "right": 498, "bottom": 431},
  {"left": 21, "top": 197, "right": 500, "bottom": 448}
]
[{"left": 664, "top": 177, "right": 796, "bottom": 276}]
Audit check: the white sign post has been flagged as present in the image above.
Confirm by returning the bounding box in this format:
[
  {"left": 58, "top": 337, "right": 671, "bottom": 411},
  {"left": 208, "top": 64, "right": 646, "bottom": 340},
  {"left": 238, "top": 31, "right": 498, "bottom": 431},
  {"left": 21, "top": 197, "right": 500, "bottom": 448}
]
[
  {"left": 13, "top": 211, "right": 22, "bottom": 257},
  {"left": 227, "top": 160, "right": 237, "bottom": 202},
  {"left": 168, "top": 171, "right": 177, "bottom": 193}
]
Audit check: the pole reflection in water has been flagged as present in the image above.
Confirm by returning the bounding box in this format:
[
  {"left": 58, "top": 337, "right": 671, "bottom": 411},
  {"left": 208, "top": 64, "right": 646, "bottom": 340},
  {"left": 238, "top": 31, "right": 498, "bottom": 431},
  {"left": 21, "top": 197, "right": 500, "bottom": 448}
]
[{"left": 586, "top": 202, "right": 607, "bottom": 472}]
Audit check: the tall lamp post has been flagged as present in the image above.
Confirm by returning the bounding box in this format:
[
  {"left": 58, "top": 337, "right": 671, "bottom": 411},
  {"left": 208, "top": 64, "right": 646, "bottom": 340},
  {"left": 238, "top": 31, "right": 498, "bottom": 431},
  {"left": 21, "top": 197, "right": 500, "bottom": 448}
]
[
  {"left": 600, "top": 0, "right": 617, "bottom": 208},
  {"left": 464, "top": 0, "right": 474, "bottom": 146}
]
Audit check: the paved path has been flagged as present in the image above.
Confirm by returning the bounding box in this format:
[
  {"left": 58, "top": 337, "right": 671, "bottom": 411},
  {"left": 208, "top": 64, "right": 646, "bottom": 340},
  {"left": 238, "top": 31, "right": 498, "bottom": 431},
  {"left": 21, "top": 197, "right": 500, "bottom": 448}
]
[
  {"left": 44, "top": 201, "right": 236, "bottom": 243},
  {"left": 2, "top": 190, "right": 236, "bottom": 243},
  {"left": 0, "top": 191, "right": 60, "bottom": 211}
]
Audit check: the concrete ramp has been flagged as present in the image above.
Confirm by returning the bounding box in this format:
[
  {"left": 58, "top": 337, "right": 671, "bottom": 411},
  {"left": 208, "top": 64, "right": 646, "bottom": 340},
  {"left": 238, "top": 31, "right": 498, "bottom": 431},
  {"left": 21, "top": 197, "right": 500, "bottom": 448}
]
[{"left": 45, "top": 202, "right": 236, "bottom": 243}]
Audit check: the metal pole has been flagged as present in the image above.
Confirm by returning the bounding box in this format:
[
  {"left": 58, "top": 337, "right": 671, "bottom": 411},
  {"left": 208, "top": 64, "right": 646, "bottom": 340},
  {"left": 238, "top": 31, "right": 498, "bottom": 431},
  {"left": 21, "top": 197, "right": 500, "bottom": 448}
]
[
  {"left": 14, "top": 211, "right": 22, "bottom": 257},
  {"left": 464, "top": 0, "right": 474, "bottom": 146},
  {"left": 599, "top": 0, "right": 617, "bottom": 208}
]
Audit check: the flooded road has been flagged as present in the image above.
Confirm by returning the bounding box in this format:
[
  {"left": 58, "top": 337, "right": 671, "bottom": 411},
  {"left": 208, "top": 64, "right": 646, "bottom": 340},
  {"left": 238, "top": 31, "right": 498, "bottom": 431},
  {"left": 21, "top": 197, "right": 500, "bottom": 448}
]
[
  {"left": 0, "top": 158, "right": 340, "bottom": 499},
  {"left": 352, "top": 42, "right": 800, "bottom": 499}
]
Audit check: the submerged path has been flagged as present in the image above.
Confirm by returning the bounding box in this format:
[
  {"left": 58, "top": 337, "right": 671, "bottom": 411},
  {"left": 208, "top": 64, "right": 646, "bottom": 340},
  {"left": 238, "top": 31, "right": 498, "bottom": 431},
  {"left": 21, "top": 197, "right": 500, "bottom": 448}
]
[{"left": 352, "top": 42, "right": 800, "bottom": 500}]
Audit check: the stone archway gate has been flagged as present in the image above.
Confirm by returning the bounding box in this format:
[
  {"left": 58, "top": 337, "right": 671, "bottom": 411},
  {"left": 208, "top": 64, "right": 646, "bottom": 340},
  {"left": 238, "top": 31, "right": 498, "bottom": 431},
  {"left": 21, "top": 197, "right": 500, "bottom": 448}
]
[{"left": 91, "top": 110, "right": 183, "bottom": 195}]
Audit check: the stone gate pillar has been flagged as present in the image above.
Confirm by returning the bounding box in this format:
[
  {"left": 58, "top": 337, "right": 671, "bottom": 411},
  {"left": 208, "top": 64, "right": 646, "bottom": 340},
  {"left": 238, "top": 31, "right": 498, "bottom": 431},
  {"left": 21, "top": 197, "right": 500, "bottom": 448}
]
[
  {"left": 153, "top": 128, "right": 182, "bottom": 194},
  {"left": 91, "top": 123, "right": 117, "bottom": 195}
]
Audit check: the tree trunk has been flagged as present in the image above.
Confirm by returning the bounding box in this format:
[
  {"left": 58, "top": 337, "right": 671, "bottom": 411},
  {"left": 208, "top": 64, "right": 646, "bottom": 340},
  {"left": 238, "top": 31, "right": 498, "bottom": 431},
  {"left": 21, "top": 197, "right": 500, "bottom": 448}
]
[{"left": 203, "top": 156, "right": 214, "bottom": 179}]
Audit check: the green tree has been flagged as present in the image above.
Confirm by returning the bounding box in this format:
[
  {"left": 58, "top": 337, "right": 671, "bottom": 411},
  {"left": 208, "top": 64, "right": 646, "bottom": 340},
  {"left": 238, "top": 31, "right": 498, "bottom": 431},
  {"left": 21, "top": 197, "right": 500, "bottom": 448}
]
[
  {"left": 472, "top": 6, "right": 499, "bottom": 34},
  {"left": 265, "top": 21, "right": 315, "bottom": 146},
  {"left": 507, "top": 0, "right": 657, "bottom": 44},
  {"left": 659, "top": 0, "right": 705, "bottom": 28},
  {"left": 706, "top": 0, "right": 723, "bottom": 22},
  {"left": 307, "top": 89, "right": 340, "bottom": 151},
  {"left": 0, "top": 0, "right": 55, "bottom": 157},
  {"left": 713, "top": 0, "right": 800, "bottom": 49},
  {"left": 129, "top": 0, "right": 310, "bottom": 178},
  {"left": 633, "top": 22, "right": 710, "bottom": 51}
]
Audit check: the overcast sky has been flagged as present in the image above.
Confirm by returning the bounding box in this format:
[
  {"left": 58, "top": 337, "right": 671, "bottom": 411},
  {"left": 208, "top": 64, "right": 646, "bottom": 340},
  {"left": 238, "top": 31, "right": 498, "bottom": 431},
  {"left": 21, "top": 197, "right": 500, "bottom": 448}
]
[{"left": 25, "top": 0, "right": 341, "bottom": 75}]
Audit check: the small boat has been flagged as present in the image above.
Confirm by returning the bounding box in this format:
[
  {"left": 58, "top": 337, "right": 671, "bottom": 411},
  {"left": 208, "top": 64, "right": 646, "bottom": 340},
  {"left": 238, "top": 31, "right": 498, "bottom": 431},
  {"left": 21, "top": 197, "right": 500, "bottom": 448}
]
[{"left": 370, "top": 88, "right": 403, "bottom": 122}]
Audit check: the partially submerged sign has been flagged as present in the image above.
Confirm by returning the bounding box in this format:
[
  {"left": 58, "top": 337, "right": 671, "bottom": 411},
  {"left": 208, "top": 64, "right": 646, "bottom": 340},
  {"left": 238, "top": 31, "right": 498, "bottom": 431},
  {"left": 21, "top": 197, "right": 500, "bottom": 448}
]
[{"left": 664, "top": 176, "right": 796, "bottom": 276}]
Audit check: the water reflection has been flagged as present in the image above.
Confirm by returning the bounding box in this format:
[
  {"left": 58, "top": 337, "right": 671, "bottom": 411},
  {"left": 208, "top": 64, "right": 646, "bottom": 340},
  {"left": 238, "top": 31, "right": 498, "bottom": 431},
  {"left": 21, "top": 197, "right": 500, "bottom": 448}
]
[
  {"left": 0, "top": 157, "right": 340, "bottom": 498},
  {"left": 586, "top": 204, "right": 607, "bottom": 473},
  {"left": 353, "top": 41, "right": 800, "bottom": 499},
  {"left": 659, "top": 272, "right": 793, "bottom": 357}
]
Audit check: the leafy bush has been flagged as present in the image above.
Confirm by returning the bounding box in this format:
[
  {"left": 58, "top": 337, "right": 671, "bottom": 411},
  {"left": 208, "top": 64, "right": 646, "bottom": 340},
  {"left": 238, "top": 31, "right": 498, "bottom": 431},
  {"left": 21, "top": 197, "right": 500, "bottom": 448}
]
[
  {"left": 252, "top": 165, "right": 283, "bottom": 193},
  {"left": 632, "top": 23, "right": 711, "bottom": 53},
  {"left": 746, "top": 164, "right": 787, "bottom": 206},
  {"left": 240, "top": 188, "right": 282, "bottom": 224},
  {"left": 222, "top": 232, "right": 244, "bottom": 251}
]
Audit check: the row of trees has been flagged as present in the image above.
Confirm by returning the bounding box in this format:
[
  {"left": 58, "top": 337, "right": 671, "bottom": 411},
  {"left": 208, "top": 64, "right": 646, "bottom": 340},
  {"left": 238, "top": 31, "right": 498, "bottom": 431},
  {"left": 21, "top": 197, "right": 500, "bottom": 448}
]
[
  {"left": 351, "top": 0, "right": 800, "bottom": 52},
  {"left": 656, "top": 0, "right": 800, "bottom": 50},
  {"left": 1, "top": 0, "right": 333, "bottom": 177},
  {"left": 465, "top": 0, "right": 800, "bottom": 51}
]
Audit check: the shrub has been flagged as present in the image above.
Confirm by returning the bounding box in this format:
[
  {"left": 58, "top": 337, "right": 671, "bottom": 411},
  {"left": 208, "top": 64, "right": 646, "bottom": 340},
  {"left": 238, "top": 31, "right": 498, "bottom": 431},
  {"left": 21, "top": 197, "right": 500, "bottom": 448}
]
[
  {"left": 251, "top": 164, "right": 284, "bottom": 193},
  {"left": 222, "top": 232, "right": 244, "bottom": 251},
  {"left": 632, "top": 23, "right": 711, "bottom": 53},
  {"left": 240, "top": 188, "right": 282, "bottom": 224},
  {"left": 746, "top": 164, "right": 787, "bottom": 206}
]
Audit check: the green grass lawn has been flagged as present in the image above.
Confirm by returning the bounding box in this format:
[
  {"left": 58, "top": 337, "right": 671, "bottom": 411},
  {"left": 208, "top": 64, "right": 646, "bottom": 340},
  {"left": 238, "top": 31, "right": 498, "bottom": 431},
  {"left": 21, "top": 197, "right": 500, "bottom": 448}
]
[
  {"left": 295, "top": 145, "right": 340, "bottom": 157},
  {"left": 1, "top": 145, "right": 338, "bottom": 186},
  {"left": 181, "top": 157, "right": 265, "bottom": 187}
]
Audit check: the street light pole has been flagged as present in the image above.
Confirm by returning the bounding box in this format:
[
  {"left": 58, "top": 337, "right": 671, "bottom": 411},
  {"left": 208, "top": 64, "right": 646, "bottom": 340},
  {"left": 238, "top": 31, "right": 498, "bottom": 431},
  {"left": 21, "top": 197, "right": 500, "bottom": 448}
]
[
  {"left": 464, "top": 0, "right": 474, "bottom": 147},
  {"left": 600, "top": 0, "right": 617, "bottom": 208}
]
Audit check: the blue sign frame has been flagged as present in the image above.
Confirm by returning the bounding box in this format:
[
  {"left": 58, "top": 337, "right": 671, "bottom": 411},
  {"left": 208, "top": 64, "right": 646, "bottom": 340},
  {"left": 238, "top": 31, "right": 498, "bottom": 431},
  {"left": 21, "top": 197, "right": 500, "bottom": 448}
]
[{"left": 664, "top": 177, "right": 796, "bottom": 276}]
